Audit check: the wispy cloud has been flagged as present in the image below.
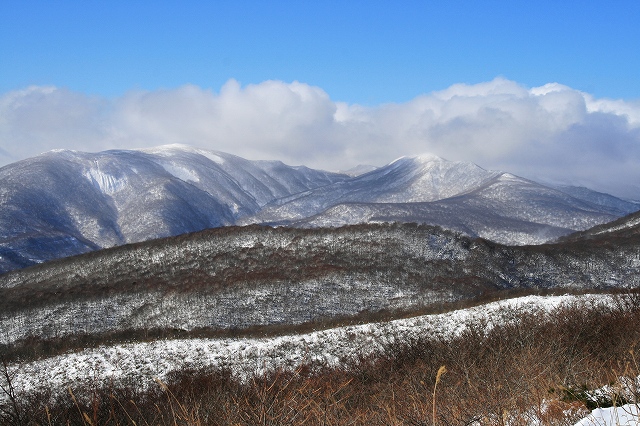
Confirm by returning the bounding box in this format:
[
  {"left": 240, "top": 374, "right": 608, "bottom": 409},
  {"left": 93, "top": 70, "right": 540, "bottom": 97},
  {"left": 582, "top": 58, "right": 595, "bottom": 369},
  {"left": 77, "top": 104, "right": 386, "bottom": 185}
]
[{"left": 1, "top": 78, "right": 639, "bottom": 199}]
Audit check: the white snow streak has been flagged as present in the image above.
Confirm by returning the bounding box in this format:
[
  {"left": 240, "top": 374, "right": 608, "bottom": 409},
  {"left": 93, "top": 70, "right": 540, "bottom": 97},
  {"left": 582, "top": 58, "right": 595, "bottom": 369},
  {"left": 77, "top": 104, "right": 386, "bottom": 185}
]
[
  {"left": 5, "top": 294, "right": 602, "bottom": 401},
  {"left": 84, "top": 168, "right": 127, "bottom": 194}
]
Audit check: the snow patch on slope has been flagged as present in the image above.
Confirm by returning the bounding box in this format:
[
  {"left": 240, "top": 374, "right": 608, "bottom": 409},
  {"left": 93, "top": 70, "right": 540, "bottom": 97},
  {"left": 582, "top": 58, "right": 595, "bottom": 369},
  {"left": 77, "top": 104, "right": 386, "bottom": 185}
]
[
  {"left": 591, "top": 216, "right": 640, "bottom": 236},
  {"left": 198, "top": 150, "right": 225, "bottom": 165},
  {"left": 574, "top": 405, "right": 640, "bottom": 426},
  {"left": 139, "top": 144, "right": 226, "bottom": 165},
  {"left": 158, "top": 162, "right": 200, "bottom": 183},
  {"left": 84, "top": 167, "right": 127, "bottom": 195}
]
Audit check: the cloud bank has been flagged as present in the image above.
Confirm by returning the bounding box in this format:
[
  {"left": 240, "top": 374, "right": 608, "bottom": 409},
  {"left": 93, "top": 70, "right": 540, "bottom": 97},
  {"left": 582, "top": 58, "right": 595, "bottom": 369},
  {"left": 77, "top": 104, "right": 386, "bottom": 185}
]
[{"left": 1, "top": 78, "right": 639, "bottom": 199}]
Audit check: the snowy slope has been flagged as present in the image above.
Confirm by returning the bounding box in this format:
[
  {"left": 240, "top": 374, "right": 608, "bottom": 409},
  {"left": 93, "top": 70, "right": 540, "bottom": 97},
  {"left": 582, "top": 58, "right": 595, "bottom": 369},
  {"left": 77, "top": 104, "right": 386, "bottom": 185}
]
[
  {"left": 242, "top": 156, "right": 635, "bottom": 245},
  {"left": 554, "top": 185, "right": 640, "bottom": 216},
  {"left": 6, "top": 293, "right": 639, "bottom": 426},
  {"left": 2, "top": 294, "right": 607, "bottom": 402},
  {"left": 575, "top": 405, "right": 640, "bottom": 425},
  {"left": 561, "top": 210, "right": 640, "bottom": 241},
  {"left": 0, "top": 145, "right": 348, "bottom": 273}
]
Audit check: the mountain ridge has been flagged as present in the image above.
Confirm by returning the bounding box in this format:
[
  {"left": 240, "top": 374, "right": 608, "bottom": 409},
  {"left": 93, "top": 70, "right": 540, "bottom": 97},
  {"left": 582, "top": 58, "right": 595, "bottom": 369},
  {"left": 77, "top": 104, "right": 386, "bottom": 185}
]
[
  {"left": 0, "top": 145, "right": 349, "bottom": 272},
  {"left": 0, "top": 145, "right": 637, "bottom": 273},
  {"left": 240, "top": 155, "right": 636, "bottom": 244}
]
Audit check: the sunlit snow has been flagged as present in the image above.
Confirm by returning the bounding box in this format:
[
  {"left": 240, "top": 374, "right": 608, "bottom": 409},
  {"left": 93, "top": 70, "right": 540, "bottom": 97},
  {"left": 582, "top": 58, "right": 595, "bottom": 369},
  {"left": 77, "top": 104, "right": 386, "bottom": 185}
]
[
  {"left": 2, "top": 294, "right": 609, "bottom": 401},
  {"left": 574, "top": 404, "right": 640, "bottom": 426},
  {"left": 159, "top": 162, "right": 200, "bottom": 182},
  {"left": 84, "top": 167, "right": 127, "bottom": 194}
]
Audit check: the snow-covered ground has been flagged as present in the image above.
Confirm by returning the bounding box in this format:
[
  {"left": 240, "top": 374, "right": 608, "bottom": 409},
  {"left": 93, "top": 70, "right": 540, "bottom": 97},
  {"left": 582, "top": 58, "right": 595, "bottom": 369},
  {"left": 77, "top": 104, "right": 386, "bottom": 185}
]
[
  {"left": 3, "top": 293, "right": 638, "bottom": 425},
  {"left": 575, "top": 405, "right": 640, "bottom": 426},
  {"left": 0, "top": 295, "right": 607, "bottom": 395}
]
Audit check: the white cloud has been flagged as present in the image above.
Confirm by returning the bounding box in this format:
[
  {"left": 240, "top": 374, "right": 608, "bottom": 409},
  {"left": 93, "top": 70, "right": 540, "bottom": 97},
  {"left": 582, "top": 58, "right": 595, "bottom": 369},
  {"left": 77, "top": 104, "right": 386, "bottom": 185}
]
[
  {"left": 0, "top": 86, "right": 111, "bottom": 163},
  {"left": 1, "top": 78, "right": 639, "bottom": 199}
]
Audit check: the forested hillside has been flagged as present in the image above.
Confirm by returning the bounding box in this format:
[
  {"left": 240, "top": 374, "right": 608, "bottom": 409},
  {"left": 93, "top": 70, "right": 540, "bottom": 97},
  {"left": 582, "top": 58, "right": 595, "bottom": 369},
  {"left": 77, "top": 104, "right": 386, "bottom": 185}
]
[{"left": 2, "top": 218, "right": 639, "bottom": 349}]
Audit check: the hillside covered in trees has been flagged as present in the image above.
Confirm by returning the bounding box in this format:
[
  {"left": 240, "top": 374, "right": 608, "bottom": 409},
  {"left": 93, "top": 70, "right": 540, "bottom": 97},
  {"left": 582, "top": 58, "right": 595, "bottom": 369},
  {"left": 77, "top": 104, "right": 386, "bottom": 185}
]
[{"left": 2, "top": 214, "right": 639, "bottom": 350}]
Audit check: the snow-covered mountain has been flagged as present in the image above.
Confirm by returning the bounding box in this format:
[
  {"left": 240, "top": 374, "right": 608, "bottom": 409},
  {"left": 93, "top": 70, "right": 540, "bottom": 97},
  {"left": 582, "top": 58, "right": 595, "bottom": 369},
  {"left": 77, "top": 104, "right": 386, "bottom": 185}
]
[
  {"left": 0, "top": 145, "right": 347, "bottom": 273},
  {"left": 553, "top": 185, "right": 640, "bottom": 215},
  {"left": 0, "top": 145, "right": 637, "bottom": 273},
  {"left": 241, "top": 155, "right": 638, "bottom": 245},
  {"left": 338, "top": 164, "right": 379, "bottom": 177}
]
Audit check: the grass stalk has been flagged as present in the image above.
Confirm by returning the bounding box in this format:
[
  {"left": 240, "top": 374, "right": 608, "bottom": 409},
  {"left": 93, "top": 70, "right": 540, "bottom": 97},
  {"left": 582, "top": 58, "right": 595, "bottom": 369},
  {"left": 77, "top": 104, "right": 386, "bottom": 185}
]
[{"left": 432, "top": 365, "right": 447, "bottom": 426}]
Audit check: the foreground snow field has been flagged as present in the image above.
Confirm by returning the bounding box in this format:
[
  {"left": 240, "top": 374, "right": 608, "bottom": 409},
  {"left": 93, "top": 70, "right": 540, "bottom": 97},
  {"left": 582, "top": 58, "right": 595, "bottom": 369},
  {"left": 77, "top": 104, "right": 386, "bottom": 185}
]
[
  {"left": 3, "top": 293, "right": 638, "bottom": 425},
  {"left": 0, "top": 295, "right": 616, "bottom": 397},
  {"left": 575, "top": 404, "right": 640, "bottom": 425}
]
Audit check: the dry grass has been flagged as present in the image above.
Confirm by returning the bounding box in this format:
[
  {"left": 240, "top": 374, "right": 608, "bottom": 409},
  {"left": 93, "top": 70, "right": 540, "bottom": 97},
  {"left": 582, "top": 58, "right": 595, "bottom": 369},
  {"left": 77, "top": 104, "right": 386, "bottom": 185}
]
[{"left": 3, "top": 293, "right": 640, "bottom": 425}]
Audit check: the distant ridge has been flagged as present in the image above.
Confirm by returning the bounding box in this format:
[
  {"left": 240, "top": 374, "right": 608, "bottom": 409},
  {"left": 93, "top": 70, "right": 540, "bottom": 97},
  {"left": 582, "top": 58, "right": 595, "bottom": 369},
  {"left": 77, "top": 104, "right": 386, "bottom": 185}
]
[{"left": 240, "top": 154, "right": 637, "bottom": 245}]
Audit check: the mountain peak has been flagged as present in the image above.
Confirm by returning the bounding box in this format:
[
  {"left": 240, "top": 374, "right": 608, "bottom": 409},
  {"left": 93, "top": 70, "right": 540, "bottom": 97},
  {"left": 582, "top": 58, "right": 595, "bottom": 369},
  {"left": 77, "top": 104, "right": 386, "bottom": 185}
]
[
  {"left": 412, "top": 153, "right": 448, "bottom": 163},
  {"left": 390, "top": 153, "right": 447, "bottom": 166},
  {"left": 138, "top": 143, "right": 215, "bottom": 156}
]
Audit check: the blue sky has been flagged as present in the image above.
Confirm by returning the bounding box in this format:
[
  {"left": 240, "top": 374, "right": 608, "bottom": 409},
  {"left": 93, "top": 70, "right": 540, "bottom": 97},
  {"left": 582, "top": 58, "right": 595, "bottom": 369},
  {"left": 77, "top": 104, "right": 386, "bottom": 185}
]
[
  {"left": 2, "top": 1, "right": 639, "bottom": 104},
  {"left": 1, "top": 1, "right": 640, "bottom": 198}
]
